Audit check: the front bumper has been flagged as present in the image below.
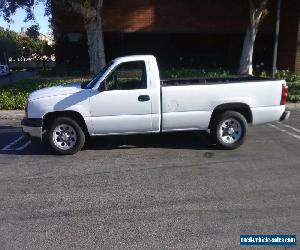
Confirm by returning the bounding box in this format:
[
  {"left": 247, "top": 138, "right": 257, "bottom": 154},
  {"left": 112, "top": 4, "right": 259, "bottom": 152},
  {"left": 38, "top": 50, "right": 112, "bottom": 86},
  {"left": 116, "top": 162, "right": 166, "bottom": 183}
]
[
  {"left": 21, "top": 118, "right": 43, "bottom": 141},
  {"left": 280, "top": 111, "right": 291, "bottom": 122}
]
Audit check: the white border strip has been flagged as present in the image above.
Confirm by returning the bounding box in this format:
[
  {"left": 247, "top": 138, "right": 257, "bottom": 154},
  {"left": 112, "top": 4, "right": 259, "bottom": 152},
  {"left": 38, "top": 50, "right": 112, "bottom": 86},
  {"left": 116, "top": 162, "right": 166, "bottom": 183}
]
[
  {"left": 268, "top": 124, "right": 300, "bottom": 140},
  {"left": 276, "top": 122, "right": 300, "bottom": 133},
  {"left": 1, "top": 135, "right": 25, "bottom": 151},
  {"left": 16, "top": 141, "right": 32, "bottom": 151}
]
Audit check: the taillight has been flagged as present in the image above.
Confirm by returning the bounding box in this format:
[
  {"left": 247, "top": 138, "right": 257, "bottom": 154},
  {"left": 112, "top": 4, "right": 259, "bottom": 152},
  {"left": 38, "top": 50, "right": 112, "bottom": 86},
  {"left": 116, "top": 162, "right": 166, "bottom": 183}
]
[{"left": 280, "top": 83, "right": 288, "bottom": 105}]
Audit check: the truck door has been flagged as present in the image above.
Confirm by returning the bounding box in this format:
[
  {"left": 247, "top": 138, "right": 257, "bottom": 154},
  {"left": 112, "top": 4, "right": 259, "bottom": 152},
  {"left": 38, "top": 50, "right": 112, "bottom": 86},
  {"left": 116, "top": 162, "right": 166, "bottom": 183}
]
[{"left": 89, "top": 60, "right": 153, "bottom": 135}]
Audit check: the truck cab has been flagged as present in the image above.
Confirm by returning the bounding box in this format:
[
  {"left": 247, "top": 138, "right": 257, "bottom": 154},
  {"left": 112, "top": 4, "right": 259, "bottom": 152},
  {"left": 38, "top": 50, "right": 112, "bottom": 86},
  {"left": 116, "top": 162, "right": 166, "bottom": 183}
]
[{"left": 86, "top": 55, "right": 161, "bottom": 135}]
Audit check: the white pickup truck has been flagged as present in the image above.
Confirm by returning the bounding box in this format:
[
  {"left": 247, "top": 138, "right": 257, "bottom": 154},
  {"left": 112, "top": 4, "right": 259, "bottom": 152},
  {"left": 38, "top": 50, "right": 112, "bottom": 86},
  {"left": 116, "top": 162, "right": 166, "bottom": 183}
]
[{"left": 22, "top": 55, "right": 290, "bottom": 154}]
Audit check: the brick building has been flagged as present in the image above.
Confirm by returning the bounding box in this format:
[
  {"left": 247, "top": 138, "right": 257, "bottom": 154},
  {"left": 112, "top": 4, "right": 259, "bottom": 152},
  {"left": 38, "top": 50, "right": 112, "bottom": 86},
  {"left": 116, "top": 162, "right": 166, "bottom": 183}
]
[{"left": 53, "top": 0, "right": 300, "bottom": 72}]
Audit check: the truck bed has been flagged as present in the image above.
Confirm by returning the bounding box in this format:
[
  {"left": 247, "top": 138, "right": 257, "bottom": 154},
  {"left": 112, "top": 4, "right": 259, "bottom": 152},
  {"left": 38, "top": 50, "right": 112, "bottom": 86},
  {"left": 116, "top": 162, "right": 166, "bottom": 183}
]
[
  {"left": 161, "top": 76, "right": 275, "bottom": 87},
  {"left": 160, "top": 75, "right": 284, "bottom": 131}
]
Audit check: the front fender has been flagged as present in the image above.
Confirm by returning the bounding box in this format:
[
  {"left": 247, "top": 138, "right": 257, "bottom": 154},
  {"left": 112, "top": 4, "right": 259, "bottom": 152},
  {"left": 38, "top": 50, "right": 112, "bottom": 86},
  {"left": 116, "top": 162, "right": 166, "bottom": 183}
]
[{"left": 28, "top": 90, "right": 91, "bottom": 119}]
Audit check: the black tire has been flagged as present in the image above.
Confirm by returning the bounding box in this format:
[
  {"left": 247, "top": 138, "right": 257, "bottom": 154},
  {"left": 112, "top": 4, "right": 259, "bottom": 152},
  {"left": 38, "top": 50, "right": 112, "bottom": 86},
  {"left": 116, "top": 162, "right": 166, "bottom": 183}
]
[
  {"left": 211, "top": 111, "right": 248, "bottom": 150},
  {"left": 48, "top": 117, "right": 85, "bottom": 155}
]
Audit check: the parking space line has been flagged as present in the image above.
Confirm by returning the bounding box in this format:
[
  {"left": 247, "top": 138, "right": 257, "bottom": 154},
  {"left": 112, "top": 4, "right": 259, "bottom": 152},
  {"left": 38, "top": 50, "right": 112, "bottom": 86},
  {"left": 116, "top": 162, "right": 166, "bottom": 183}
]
[
  {"left": 276, "top": 122, "right": 300, "bottom": 133},
  {"left": 16, "top": 141, "right": 31, "bottom": 151},
  {"left": 1, "top": 135, "right": 25, "bottom": 151},
  {"left": 268, "top": 124, "right": 300, "bottom": 140}
]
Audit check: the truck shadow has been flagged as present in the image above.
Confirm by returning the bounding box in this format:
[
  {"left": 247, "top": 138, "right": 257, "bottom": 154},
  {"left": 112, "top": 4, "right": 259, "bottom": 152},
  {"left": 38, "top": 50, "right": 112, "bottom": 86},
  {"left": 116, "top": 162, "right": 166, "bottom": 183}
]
[
  {"left": 0, "top": 130, "right": 218, "bottom": 156},
  {"left": 86, "top": 131, "right": 217, "bottom": 151}
]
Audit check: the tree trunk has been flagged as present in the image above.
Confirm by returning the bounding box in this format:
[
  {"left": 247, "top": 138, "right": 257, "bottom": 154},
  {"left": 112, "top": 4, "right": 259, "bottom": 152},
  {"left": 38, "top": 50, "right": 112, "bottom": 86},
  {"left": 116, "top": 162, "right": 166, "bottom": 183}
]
[
  {"left": 84, "top": 13, "right": 106, "bottom": 75},
  {"left": 238, "top": 23, "right": 257, "bottom": 75},
  {"left": 238, "top": 0, "right": 268, "bottom": 75}
]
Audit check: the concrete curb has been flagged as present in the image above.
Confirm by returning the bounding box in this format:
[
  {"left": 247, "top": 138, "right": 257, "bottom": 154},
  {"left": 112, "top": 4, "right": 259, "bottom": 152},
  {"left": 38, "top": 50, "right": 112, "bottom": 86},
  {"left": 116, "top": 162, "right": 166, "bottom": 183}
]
[
  {"left": 0, "top": 110, "right": 24, "bottom": 120},
  {"left": 0, "top": 103, "right": 299, "bottom": 120},
  {"left": 286, "top": 103, "right": 300, "bottom": 110}
]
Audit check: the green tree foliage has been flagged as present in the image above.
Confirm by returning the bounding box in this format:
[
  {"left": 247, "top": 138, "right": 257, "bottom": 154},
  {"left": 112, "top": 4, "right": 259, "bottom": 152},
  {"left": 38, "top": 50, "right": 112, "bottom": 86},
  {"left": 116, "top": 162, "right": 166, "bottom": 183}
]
[
  {"left": 0, "top": 1, "right": 54, "bottom": 62},
  {"left": 1, "top": 0, "right": 105, "bottom": 75},
  {"left": 0, "top": 0, "right": 37, "bottom": 22},
  {"left": 0, "top": 28, "right": 54, "bottom": 62},
  {"left": 26, "top": 24, "right": 40, "bottom": 39},
  {"left": 0, "top": 29, "right": 21, "bottom": 62}
]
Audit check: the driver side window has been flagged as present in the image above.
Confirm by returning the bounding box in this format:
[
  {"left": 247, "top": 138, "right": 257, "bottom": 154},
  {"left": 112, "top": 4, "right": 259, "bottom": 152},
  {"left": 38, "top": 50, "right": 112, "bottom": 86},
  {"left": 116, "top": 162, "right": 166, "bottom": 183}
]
[{"left": 106, "top": 61, "right": 147, "bottom": 91}]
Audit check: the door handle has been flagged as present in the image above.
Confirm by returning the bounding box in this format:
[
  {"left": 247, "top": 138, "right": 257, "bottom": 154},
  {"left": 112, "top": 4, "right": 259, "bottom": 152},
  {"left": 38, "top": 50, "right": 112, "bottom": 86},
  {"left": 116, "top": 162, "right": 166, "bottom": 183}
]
[{"left": 138, "top": 95, "right": 150, "bottom": 102}]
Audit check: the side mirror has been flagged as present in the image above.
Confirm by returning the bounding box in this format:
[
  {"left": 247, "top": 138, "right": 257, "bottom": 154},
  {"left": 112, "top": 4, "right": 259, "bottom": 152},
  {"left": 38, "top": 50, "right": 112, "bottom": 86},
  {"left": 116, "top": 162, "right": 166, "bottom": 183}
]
[{"left": 99, "top": 80, "right": 107, "bottom": 92}]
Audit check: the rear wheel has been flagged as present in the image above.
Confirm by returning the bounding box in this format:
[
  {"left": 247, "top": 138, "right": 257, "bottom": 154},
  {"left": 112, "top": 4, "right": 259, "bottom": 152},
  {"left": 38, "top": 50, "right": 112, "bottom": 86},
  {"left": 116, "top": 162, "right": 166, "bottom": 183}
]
[
  {"left": 48, "top": 117, "right": 85, "bottom": 155},
  {"left": 211, "top": 111, "right": 248, "bottom": 149}
]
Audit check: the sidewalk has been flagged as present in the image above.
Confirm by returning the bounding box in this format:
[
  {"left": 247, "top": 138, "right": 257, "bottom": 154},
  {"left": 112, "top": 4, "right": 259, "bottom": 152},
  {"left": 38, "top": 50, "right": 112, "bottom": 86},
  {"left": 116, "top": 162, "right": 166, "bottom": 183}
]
[
  {"left": 0, "top": 110, "right": 24, "bottom": 120},
  {"left": 286, "top": 103, "right": 300, "bottom": 110},
  {"left": 0, "top": 103, "right": 299, "bottom": 120}
]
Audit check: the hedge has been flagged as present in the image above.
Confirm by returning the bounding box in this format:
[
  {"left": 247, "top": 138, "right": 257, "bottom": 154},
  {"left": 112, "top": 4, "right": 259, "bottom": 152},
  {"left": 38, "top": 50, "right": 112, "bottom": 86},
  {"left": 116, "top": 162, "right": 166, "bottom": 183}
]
[{"left": 0, "top": 78, "right": 88, "bottom": 110}]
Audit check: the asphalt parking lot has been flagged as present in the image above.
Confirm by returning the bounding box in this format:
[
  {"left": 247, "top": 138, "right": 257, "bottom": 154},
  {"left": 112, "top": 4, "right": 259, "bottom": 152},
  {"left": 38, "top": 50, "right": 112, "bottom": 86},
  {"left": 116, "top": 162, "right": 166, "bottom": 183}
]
[{"left": 0, "top": 112, "right": 299, "bottom": 249}]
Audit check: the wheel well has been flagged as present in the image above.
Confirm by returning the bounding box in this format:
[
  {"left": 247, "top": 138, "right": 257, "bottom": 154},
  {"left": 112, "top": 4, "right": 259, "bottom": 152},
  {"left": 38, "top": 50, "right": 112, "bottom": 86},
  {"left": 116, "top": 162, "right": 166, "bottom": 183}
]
[
  {"left": 43, "top": 111, "right": 88, "bottom": 134},
  {"left": 209, "top": 103, "right": 253, "bottom": 128}
]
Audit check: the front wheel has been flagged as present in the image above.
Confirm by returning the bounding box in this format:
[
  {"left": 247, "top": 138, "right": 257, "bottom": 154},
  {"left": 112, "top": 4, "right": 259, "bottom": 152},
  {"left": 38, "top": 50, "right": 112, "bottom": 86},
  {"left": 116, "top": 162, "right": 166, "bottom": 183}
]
[
  {"left": 48, "top": 117, "right": 85, "bottom": 155},
  {"left": 211, "top": 111, "right": 248, "bottom": 150}
]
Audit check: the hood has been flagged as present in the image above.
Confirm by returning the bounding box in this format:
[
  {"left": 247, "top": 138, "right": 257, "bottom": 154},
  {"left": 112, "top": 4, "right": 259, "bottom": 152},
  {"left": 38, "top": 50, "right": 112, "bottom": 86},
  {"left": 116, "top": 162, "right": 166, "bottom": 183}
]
[{"left": 29, "top": 82, "right": 84, "bottom": 101}]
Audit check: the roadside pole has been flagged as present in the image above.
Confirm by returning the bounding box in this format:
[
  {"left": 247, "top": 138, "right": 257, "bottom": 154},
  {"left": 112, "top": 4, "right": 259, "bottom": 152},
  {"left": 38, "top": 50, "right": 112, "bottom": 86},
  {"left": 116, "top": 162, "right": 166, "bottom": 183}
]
[{"left": 272, "top": 0, "right": 282, "bottom": 78}]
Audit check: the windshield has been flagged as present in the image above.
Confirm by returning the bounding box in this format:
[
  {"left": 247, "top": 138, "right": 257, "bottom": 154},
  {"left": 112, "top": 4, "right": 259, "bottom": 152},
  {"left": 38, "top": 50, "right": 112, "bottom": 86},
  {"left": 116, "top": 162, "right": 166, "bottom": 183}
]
[{"left": 84, "top": 61, "right": 114, "bottom": 89}]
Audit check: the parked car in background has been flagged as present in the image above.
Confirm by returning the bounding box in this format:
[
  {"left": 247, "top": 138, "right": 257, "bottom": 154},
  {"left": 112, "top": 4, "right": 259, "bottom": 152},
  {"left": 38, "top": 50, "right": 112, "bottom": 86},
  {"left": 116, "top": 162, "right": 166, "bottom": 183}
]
[
  {"left": 0, "top": 65, "right": 10, "bottom": 76},
  {"left": 22, "top": 55, "right": 290, "bottom": 155}
]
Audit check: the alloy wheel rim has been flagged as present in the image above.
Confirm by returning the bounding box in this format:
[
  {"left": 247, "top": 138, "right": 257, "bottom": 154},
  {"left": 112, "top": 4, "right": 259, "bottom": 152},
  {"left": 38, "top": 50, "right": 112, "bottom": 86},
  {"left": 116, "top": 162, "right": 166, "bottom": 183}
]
[
  {"left": 218, "top": 118, "right": 242, "bottom": 144},
  {"left": 53, "top": 123, "right": 77, "bottom": 150}
]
